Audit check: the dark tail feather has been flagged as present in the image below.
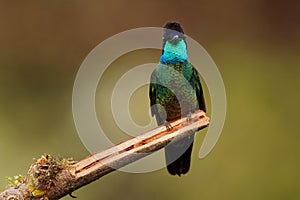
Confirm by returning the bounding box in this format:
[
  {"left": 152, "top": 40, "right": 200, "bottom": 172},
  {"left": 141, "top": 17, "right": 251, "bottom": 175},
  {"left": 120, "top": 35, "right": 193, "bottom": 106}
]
[{"left": 165, "top": 135, "right": 194, "bottom": 176}]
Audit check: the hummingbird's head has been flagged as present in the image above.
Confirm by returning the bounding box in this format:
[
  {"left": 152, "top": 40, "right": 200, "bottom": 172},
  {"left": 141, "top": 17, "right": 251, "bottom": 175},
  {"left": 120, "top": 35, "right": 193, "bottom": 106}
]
[
  {"left": 163, "top": 22, "right": 185, "bottom": 45},
  {"left": 160, "top": 22, "right": 188, "bottom": 63}
]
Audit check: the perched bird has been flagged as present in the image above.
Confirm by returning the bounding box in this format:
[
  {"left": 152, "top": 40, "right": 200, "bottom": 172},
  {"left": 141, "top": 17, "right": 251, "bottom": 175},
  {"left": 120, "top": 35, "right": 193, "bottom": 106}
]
[{"left": 149, "top": 22, "right": 206, "bottom": 176}]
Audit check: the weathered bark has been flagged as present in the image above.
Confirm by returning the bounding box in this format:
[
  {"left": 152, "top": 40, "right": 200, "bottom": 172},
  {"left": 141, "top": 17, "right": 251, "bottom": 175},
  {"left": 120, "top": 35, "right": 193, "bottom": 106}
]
[{"left": 0, "top": 110, "right": 209, "bottom": 200}]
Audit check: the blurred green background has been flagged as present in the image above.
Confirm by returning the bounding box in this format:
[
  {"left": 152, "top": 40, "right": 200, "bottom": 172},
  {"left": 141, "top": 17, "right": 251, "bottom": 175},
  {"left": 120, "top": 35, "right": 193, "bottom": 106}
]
[{"left": 1, "top": 0, "right": 300, "bottom": 199}]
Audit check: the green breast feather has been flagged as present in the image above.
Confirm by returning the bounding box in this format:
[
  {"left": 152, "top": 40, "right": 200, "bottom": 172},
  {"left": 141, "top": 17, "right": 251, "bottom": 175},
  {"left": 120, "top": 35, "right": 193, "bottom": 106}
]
[{"left": 149, "top": 61, "right": 206, "bottom": 124}]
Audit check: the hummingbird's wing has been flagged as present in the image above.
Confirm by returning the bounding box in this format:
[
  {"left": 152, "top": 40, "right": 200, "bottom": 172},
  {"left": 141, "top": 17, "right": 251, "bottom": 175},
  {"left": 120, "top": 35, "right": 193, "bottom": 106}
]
[
  {"left": 149, "top": 71, "right": 157, "bottom": 117},
  {"left": 190, "top": 66, "right": 206, "bottom": 112},
  {"left": 149, "top": 70, "right": 164, "bottom": 125}
]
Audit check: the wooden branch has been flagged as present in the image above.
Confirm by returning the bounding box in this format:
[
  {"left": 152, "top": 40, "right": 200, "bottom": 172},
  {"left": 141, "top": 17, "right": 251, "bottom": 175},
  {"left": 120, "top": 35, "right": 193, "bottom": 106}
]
[{"left": 0, "top": 110, "right": 209, "bottom": 200}]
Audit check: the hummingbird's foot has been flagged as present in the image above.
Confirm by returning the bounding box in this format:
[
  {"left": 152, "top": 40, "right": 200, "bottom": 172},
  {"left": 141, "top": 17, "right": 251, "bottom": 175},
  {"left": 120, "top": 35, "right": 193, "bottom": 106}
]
[
  {"left": 164, "top": 121, "right": 173, "bottom": 131},
  {"left": 186, "top": 112, "right": 192, "bottom": 122}
]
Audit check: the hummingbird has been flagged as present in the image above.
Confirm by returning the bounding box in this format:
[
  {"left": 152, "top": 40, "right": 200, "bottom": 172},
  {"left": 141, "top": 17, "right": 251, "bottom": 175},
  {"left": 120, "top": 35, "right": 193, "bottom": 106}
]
[{"left": 149, "top": 22, "right": 206, "bottom": 176}]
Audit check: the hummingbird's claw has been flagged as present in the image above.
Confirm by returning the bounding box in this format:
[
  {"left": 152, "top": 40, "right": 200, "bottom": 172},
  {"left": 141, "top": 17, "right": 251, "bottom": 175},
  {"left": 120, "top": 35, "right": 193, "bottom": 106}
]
[
  {"left": 186, "top": 112, "right": 192, "bottom": 122},
  {"left": 164, "top": 121, "right": 173, "bottom": 131}
]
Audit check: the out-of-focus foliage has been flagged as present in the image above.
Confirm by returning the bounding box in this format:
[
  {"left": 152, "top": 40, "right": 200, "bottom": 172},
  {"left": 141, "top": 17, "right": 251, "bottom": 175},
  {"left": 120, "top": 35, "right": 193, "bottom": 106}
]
[{"left": 0, "top": 1, "right": 299, "bottom": 199}]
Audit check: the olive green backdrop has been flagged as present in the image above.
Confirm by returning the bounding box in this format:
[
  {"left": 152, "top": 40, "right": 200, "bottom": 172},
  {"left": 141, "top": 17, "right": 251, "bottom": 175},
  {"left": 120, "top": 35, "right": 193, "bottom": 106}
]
[{"left": 1, "top": 0, "right": 299, "bottom": 199}]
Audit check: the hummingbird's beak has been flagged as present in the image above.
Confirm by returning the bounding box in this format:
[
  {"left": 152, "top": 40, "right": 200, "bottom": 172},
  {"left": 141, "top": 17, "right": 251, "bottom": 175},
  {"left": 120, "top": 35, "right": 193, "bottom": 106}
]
[
  {"left": 170, "top": 34, "right": 180, "bottom": 45},
  {"left": 172, "top": 35, "right": 179, "bottom": 40}
]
